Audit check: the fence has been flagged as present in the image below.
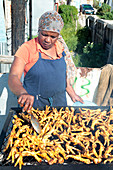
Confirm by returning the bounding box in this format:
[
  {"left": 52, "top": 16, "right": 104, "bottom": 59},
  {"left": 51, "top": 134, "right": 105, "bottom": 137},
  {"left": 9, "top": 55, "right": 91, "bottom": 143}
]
[
  {"left": 86, "top": 16, "right": 113, "bottom": 64},
  {"left": 0, "top": 23, "right": 28, "bottom": 73},
  {"left": 0, "top": 27, "right": 11, "bottom": 73}
]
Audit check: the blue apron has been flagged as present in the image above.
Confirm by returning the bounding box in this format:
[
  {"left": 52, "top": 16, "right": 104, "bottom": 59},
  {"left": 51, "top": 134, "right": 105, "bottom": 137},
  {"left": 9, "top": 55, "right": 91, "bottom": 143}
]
[{"left": 23, "top": 51, "right": 67, "bottom": 108}]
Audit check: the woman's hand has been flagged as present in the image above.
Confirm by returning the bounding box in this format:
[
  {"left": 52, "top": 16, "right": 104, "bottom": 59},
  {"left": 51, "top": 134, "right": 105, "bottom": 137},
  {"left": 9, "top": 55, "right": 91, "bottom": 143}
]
[
  {"left": 18, "top": 93, "right": 34, "bottom": 112},
  {"left": 8, "top": 57, "right": 35, "bottom": 112},
  {"left": 66, "top": 78, "right": 84, "bottom": 104},
  {"left": 70, "top": 92, "right": 83, "bottom": 103}
]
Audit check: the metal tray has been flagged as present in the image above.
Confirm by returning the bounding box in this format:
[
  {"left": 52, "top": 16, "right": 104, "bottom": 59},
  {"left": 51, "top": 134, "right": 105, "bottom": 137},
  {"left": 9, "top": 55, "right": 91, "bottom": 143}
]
[{"left": 0, "top": 106, "right": 113, "bottom": 170}]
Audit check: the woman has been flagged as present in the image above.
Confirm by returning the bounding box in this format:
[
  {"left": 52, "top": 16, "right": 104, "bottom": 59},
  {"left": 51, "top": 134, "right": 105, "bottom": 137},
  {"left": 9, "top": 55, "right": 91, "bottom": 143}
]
[{"left": 8, "top": 11, "right": 83, "bottom": 112}]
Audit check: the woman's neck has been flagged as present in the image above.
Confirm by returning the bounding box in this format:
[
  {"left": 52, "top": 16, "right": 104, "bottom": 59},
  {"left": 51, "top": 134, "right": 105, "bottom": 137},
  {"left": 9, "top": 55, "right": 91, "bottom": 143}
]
[
  {"left": 36, "top": 38, "right": 59, "bottom": 59},
  {"left": 43, "top": 45, "right": 58, "bottom": 59}
]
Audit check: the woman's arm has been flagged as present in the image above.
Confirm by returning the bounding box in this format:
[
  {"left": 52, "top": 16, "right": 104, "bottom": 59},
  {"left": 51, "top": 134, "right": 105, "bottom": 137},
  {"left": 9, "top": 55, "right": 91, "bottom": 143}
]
[
  {"left": 66, "top": 78, "right": 83, "bottom": 103},
  {"left": 8, "top": 57, "right": 34, "bottom": 112},
  {"left": 8, "top": 57, "right": 26, "bottom": 96}
]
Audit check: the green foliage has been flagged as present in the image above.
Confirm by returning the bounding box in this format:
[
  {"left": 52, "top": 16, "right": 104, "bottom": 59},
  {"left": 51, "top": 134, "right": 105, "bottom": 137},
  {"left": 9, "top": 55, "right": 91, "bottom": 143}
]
[
  {"left": 72, "top": 53, "right": 82, "bottom": 67},
  {"left": 61, "top": 23, "right": 107, "bottom": 68},
  {"left": 97, "top": 3, "right": 113, "bottom": 20},
  {"left": 28, "top": 35, "right": 37, "bottom": 41},
  {"left": 100, "top": 11, "right": 113, "bottom": 20},
  {"left": 59, "top": 5, "right": 79, "bottom": 52},
  {"left": 61, "top": 23, "right": 78, "bottom": 51},
  {"left": 101, "top": 3, "right": 111, "bottom": 12},
  {"left": 82, "top": 42, "right": 107, "bottom": 67},
  {"left": 75, "top": 27, "right": 92, "bottom": 54},
  {"left": 73, "top": 42, "right": 107, "bottom": 68},
  {"left": 97, "top": 3, "right": 111, "bottom": 16},
  {"left": 58, "top": 5, "right": 78, "bottom": 24},
  {"left": 63, "top": 26, "right": 107, "bottom": 68},
  {"left": 93, "top": 0, "right": 99, "bottom": 9}
]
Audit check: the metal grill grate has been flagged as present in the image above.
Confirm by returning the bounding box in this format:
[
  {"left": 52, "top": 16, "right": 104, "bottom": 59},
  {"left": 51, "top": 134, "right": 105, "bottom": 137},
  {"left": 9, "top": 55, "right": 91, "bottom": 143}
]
[{"left": 0, "top": 106, "right": 113, "bottom": 170}]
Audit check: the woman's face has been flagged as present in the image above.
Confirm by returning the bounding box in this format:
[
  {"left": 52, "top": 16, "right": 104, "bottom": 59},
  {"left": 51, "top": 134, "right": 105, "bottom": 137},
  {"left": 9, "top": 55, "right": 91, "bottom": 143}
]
[{"left": 38, "top": 30, "right": 59, "bottom": 50}]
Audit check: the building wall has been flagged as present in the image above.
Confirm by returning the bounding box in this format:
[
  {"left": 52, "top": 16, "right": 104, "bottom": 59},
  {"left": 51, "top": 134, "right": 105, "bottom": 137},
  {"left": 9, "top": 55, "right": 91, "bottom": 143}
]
[
  {"left": 80, "top": 0, "right": 93, "bottom": 6},
  {"left": 4, "top": 0, "right": 11, "bottom": 29},
  {"left": 32, "top": 0, "right": 54, "bottom": 36},
  {"left": 70, "top": 0, "right": 81, "bottom": 11}
]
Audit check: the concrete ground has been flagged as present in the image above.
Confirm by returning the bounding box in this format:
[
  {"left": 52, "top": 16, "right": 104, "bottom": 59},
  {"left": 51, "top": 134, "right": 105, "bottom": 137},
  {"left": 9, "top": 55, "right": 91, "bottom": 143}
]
[
  {"left": 0, "top": 115, "right": 8, "bottom": 134},
  {"left": 78, "top": 14, "right": 86, "bottom": 27},
  {"left": 0, "top": 73, "right": 18, "bottom": 135},
  {"left": 78, "top": 14, "right": 99, "bottom": 27}
]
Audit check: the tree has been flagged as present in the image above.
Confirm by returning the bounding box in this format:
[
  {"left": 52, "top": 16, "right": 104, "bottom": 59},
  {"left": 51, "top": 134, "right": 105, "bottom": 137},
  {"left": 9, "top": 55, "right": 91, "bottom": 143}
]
[
  {"left": 66, "top": 0, "right": 72, "bottom": 5},
  {"left": 11, "top": 0, "right": 26, "bottom": 55}
]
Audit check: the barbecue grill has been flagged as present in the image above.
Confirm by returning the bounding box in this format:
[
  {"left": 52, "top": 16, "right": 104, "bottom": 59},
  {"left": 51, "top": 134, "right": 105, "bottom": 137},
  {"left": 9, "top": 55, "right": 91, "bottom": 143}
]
[{"left": 0, "top": 106, "right": 113, "bottom": 170}]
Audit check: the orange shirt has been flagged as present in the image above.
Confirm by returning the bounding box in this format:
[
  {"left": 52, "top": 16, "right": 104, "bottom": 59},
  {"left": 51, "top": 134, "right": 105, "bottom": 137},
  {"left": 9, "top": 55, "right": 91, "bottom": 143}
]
[{"left": 15, "top": 37, "right": 64, "bottom": 76}]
